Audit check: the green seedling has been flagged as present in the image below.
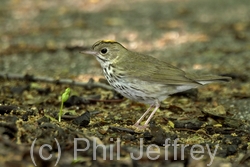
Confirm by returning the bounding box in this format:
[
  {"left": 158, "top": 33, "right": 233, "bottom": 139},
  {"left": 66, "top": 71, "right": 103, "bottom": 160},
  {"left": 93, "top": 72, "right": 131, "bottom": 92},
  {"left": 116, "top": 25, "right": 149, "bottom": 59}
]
[{"left": 59, "top": 88, "right": 71, "bottom": 122}]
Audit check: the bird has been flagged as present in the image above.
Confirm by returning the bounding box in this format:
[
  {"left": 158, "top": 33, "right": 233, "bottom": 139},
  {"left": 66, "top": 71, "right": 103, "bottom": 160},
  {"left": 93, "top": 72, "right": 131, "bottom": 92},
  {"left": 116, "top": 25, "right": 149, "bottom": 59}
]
[{"left": 81, "top": 40, "right": 231, "bottom": 129}]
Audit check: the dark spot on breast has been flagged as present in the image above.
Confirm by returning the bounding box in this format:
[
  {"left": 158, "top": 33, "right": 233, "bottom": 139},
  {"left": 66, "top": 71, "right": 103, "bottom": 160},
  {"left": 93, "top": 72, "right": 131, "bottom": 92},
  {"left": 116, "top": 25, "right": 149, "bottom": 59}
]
[
  {"left": 121, "top": 85, "right": 126, "bottom": 90},
  {"left": 130, "top": 86, "right": 141, "bottom": 91},
  {"left": 116, "top": 73, "right": 124, "bottom": 79},
  {"left": 135, "top": 95, "right": 144, "bottom": 101},
  {"left": 109, "top": 79, "right": 115, "bottom": 83},
  {"left": 108, "top": 64, "right": 114, "bottom": 71},
  {"left": 104, "top": 68, "right": 108, "bottom": 74}
]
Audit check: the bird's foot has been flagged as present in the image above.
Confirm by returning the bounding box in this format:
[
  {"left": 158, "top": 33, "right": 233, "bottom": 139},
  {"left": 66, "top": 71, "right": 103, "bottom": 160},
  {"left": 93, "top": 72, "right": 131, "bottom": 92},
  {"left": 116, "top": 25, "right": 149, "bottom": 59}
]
[{"left": 133, "top": 123, "right": 149, "bottom": 130}]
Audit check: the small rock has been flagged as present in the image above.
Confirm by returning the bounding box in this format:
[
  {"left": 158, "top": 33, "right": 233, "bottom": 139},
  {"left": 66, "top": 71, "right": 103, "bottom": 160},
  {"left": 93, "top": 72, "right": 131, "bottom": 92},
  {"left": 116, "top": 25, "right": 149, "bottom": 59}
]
[
  {"left": 73, "top": 111, "right": 90, "bottom": 127},
  {"left": 215, "top": 105, "right": 226, "bottom": 115},
  {"left": 98, "top": 126, "right": 109, "bottom": 135},
  {"left": 121, "top": 134, "right": 136, "bottom": 141},
  {"left": 226, "top": 145, "right": 237, "bottom": 156},
  {"left": 143, "top": 131, "right": 153, "bottom": 140},
  {"left": 0, "top": 105, "right": 17, "bottom": 114},
  {"left": 64, "top": 95, "right": 89, "bottom": 107},
  {"left": 37, "top": 116, "right": 50, "bottom": 125},
  {"left": 174, "top": 119, "right": 203, "bottom": 130}
]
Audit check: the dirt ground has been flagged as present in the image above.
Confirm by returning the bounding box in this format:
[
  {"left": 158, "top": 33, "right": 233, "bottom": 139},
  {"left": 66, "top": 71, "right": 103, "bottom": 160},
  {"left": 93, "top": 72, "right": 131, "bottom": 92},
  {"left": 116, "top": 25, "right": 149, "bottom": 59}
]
[{"left": 1, "top": 0, "right": 250, "bottom": 166}]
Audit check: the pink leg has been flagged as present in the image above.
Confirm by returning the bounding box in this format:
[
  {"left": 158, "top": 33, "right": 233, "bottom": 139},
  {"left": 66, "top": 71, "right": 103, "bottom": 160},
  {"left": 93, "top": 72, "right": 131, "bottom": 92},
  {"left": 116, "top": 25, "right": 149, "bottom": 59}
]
[
  {"left": 133, "top": 100, "right": 160, "bottom": 129},
  {"left": 133, "top": 103, "right": 154, "bottom": 127},
  {"left": 143, "top": 101, "right": 160, "bottom": 127}
]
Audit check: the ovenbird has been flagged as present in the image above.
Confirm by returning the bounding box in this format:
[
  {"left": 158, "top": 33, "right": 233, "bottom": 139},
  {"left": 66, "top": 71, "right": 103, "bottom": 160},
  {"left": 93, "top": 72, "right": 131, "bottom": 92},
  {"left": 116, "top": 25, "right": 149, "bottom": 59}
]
[{"left": 81, "top": 40, "right": 231, "bottom": 129}]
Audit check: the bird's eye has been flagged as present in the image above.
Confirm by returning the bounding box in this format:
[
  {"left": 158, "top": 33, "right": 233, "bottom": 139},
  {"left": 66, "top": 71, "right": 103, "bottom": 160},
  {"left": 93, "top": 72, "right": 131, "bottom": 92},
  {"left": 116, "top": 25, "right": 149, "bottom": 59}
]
[{"left": 100, "top": 48, "right": 108, "bottom": 54}]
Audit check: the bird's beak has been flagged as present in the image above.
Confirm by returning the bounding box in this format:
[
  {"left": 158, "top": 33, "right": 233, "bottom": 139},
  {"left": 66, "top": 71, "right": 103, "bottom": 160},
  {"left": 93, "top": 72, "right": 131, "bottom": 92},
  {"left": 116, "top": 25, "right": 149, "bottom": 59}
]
[{"left": 80, "top": 50, "right": 97, "bottom": 56}]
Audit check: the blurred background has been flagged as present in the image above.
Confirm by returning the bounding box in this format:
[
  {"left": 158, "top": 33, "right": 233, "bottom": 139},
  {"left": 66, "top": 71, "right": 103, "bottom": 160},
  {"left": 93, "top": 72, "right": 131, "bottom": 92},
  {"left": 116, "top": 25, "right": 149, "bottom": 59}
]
[{"left": 0, "top": 0, "right": 250, "bottom": 80}]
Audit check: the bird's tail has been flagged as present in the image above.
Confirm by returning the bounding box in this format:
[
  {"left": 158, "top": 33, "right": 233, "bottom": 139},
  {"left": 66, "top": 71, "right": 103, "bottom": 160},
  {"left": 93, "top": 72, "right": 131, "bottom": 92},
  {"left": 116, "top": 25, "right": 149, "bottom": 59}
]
[{"left": 187, "top": 74, "right": 232, "bottom": 85}]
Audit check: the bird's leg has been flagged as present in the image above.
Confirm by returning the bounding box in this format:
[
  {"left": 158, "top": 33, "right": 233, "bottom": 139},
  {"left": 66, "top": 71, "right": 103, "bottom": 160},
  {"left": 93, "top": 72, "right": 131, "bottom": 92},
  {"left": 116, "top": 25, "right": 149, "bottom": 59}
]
[
  {"left": 133, "top": 100, "right": 160, "bottom": 129},
  {"left": 133, "top": 103, "right": 154, "bottom": 127},
  {"left": 144, "top": 101, "right": 160, "bottom": 126},
  {"left": 143, "top": 100, "right": 160, "bottom": 127}
]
